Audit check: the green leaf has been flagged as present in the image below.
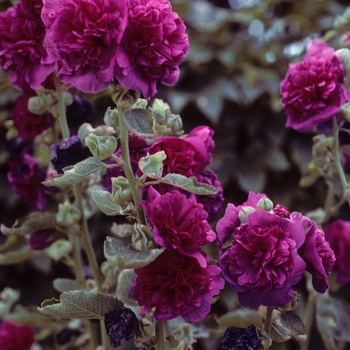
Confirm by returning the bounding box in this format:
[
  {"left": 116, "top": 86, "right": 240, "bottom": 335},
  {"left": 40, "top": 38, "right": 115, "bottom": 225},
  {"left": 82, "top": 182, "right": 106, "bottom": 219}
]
[
  {"left": 38, "top": 290, "right": 123, "bottom": 320},
  {"left": 110, "top": 223, "right": 135, "bottom": 238},
  {"left": 124, "top": 108, "right": 156, "bottom": 139},
  {"left": 104, "top": 236, "right": 164, "bottom": 269},
  {"left": 43, "top": 157, "right": 106, "bottom": 189},
  {"left": 92, "top": 190, "right": 131, "bottom": 216},
  {"left": 1, "top": 212, "right": 57, "bottom": 237},
  {"left": 116, "top": 269, "right": 138, "bottom": 307},
  {"left": 0, "top": 247, "right": 45, "bottom": 265},
  {"left": 270, "top": 321, "right": 291, "bottom": 343},
  {"left": 280, "top": 311, "right": 307, "bottom": 342},
  {"left": 53, "top": 278, "right": 86, "bottom": 293},
  {"left": 154, "top": 174, "right": 218, "bottom": 195}
]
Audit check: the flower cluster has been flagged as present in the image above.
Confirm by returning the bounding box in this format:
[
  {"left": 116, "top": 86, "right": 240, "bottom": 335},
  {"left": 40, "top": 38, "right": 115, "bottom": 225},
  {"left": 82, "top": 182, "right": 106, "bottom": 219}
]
[
  {"left": 280, "top": 39, "right": 350, "bottom": 132},
  {"left": 0, "top": 0, "right": 189, "bottom": 98},
  {"left": 130, "top": 125, "right": 225, "bottom": 321},
  {"left": 217, "top": 192, "right": 335, "bottom": 309}
]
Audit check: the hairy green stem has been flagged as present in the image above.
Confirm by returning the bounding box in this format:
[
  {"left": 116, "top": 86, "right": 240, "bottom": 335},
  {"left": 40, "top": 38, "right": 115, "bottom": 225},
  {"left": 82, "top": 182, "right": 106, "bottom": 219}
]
[
  {"left": 333, "top": 116, "right": 349, "bottom": 196},
  {"left": 73, "top": 186, "right": 102, "bottom": 290},
  {"left": 117, "top": 106, "right": 146, "bottom": 225},
  {"left": 155, "top": 320, "right": 165, "bottom": 350},
  {"left": 264, "top": 307, "right": 274, "bottom": 336},
  {"left": 53, "top": 73, "right": 70, "bottom": 139},
  {"left": 301, "top": 294, "right": 316, "bottom": 350}
]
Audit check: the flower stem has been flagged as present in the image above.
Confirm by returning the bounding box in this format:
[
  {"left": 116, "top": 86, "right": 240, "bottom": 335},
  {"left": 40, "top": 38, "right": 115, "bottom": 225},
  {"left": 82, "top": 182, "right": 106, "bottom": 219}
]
[
  {"left": 264, "top": 307, "right": 274, "bottom": 336},
  {"left": 73, "top": 186, "right": 102, "bottom": 291},
  {"left": 117, "top": 106, "right": 146, "bottom": 225},
  {"left": 53, "top": 72, "right": 70, "bottom": 140},
  {"left": 69, "top": 232, "right": 85, "bottom": 283},
  {"left": 332, "top": 116, "right": 349, "bottom": 198},
  {"left": 155, "top": 320, "right": 165, "bottom": 350}
]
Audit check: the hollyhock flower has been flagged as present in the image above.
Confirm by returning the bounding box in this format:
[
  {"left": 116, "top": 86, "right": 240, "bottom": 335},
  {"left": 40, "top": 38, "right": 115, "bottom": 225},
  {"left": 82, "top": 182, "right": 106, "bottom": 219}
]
[
  {"left": 66, "top": 96, "right": 93, "bottom": 135},
  {"left": 324, "top": 220, "right": 350, "bottom": 285},
  {"left": 7, "top": 153, "right": 46, "bottom": 210},
  {"left": 102, "top": 136, "right": 149, "bottom": 191},
  {"left": 21, "top": 0, "right": 44, "bottom": 22},
  {"left": 104, "top": 307, "right": 139, "bottom": 348},
  {"left": 114, "top": 0, "right": 189, "bottom": 99},
  {"left": 218, "top": 208, "right": 306, "bottom": 308},
  {"left": 51, "top": 136, "right": 88, "bottom": 174},
  {"left": 187, "top": 126, "right": 215, "bottom": 165},
  {"left": 141, "top": 187, "right": 216, "bottom": 267},
  {"left": 296, "top": 214, "right": 335, "bottom": 292},
  {"left": 41, "top": 0, "right": 128, "bottom": 92},
  {"left": 0, "top": 4, "right": 55, "bottom": 91},
  {"left": 216, "top": 191, "right": 267, "bottom": 248},
  {"left": 130, "top": 250, "right": 224, "bottom": 322},
  {"left": 273, "top": 204, "right": 290, "bottom": 218},
  {"left": 6, "top": 137, "right": 33, "bottom": 159},
  {"left": 0, "top": 321, "right": 34, "bottom": 350},
  {"left": 280, "top": 39, "right": 349, "bottom": 132},
  {"left": 148, "top": 129, "right": 213, "bottom": 179},
  {"left": 221, "top": 324, "right": 260, "bottom": 350},
  {"left": 196, "top": 169, "right": 224, "bottom": 222},
  {"left": 28, "top": 229, "right": 56, "bottom": 250},
  {"left": 11, "top": 94, "right": 54, "bottom": 140}
]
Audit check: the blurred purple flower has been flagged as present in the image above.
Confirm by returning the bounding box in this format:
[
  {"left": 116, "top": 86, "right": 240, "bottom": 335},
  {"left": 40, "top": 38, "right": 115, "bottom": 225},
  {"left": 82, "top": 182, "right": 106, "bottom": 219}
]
[
  {"left": 141, "top": 187, "right": 216, "bottom": 267},
  {"left": 0, "top": 3, "right": 55, "bottom": 90},
  {"left": 66, "top": 96, "right": 93, "bottom": 135},
  {"left": 50, "top": 136, "right": 88, "bottom": 174},
  {"left": 280, "top": 39, "right": 349, "bottom": 132},
  {"left": 114, "top": 0, "right": 189, "bottom": 99},
  {"left": 196, "top": 169, "right": 224, "bottom": 222},
  {"left": 324, "top": 220, "right": 350, "bottom": 285},
  {"left": 221, "top": 324, "right": 260, "bottom": 350},
  {"left": 131, "top": 250, "right": 224, "bottom": 322},
  {"left": 0, "top": 321, "right": 34, "bottom": 350},
  {"left": 28, "top": 229, "right": 56, "bottom": 250},
  {"left": 7, "top": 153, "right": 46, "bottom": 209},
  {"left": 42, "top": 0, "right": 128, "bottom": 92},
  {"left": 104, "top": 307, "right": 139, "bottom": 348},
  {"left": 11, "top": 94, "right": 54, "bottom": 140}
]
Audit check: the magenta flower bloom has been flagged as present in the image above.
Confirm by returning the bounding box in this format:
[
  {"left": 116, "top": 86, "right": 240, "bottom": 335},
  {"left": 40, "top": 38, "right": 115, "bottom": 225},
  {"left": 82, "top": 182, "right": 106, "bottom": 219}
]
[
  {"left": 7, "top": 153, "right": 47, "bottom": 210},
  {"left": 42, "top": 0, "right": 128, "bottom": 92},
  {"left": 280, "top": 39, "right": 349, "bottom": 132},
  {"left": 187, "top": 126, "right": 215, "bottom": 165},
  {"left": 114, "top": 0, "right": 189, "bottom": 99},
  {"left": 11, "top": 94, "right": 54, "bottom": 140},
  {"left": 0, "top": 4, "right": 55, "bottom": 90},
  {"left": 324, "top": 220, "right": 350, "bottom": 285},
  {"left": 130, "top": 250, "right": 224, "bottom": 322},
  {"left": 141, "top": 187, "right": 216, "bottom": 267},
  {"left": 296, "top": 214, "right": 335, "bottom": 292},
  {"left": 0, "top": 321, "right": 34, "bottom": 350},
  {"left": 218, "top": 209, "right": 306, "bottom": 308},
  {"left": 216, "top": 191, "right": 267, "bottom": 248}
]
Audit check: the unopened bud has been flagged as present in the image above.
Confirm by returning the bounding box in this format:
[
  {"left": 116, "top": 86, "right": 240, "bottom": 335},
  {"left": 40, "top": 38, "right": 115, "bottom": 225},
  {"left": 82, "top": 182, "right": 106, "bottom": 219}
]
[
  {"left": 167, "top": 113, "right": 183, "bottom": 134},
  {"left": 85, "top": 134, "right": 118, "bottom": 160},
  {"left": 28, "top": 94, "right": 56, "bottom": 115},
  {"left": 257, "top": 197, "right": 274, "bottom": 211},
  {"left": 104, "top": 107, "right": 119, "bottom": 127},
  {"left": 138, "top": 151, "right": 166, "bottom": 179},
  {"left": 238, "top": 206, "right": 256, "bottom": 224},
  {"left": 112, "top": 176, "right": 133, "bottom": 204},
  {"left": 56, "top": 201, "right": 81, "bottom": 227},
  {"left": 111, "top": 83, "right": 140, "bottom": 109},
  {"left": 339, "top": 102, "right": 350, "bottom": 122}
]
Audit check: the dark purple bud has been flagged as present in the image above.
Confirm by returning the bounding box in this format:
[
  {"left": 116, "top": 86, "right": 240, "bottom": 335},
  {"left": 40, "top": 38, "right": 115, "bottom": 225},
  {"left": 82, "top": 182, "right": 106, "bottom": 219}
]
[
  {"left": 50, "top": 136, "right": 88, "bottom": 174},
  {"left": 56, "top": 327, "right": 82, "bottom": 345},
  {"left": 221, "top": 324, "right": 260, "bottom": 350},
  {"left": 66, "top": 96, "right": 93, "bottom": 135},
  {"left": 28, "top": 229, "right": 55, "bottom": 250},
  {"left": 104, "top": 307, "right": 139, "bottom": 348}
]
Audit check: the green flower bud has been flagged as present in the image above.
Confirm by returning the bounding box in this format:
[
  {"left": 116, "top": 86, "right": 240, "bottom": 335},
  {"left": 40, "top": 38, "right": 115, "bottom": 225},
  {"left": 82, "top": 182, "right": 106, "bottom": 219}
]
[
  {"left": 339, "top": 102, "right": 350, "bottom": 123},
  {"left": 112, "top": 176, "right": 133, "bottom": 204},
  {"left": 104, "top": 107, "right": 119, "bottom": 127},
  {"left": 28, "top": 93, "right": 56, "bottom": 115},
  {"left": 138, "top": 151, "right": 166, "bottom": 179},
  {"left": 56, "top": 202, "right": 81, "bottom": 227},
  {"left": 166, "top": 113, "right": 183, "bottom": 134},
  {"left": 238, "top": 206, "right": 256, "bottom": 224},
  {"left": 85, "top": 134, "right": 118, "bottom": 160},
  {"left": 111, "top": 83, "right": 140, "bottom": 109},
  {"left": 257, "top": 197, "right": 274, "bottom": 211},
  {"left": 132, "top": 224, "right": 155, "bottom": 251}
]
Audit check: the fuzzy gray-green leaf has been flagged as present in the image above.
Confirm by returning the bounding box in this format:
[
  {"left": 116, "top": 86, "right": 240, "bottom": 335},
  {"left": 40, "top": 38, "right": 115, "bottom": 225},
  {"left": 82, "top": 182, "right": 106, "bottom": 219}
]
[
  {"left": 92, "top": 190, "right": 131, "bottom": 216},
  {"left": 124, "top": 109, "right": 155, "bottom": 139}
]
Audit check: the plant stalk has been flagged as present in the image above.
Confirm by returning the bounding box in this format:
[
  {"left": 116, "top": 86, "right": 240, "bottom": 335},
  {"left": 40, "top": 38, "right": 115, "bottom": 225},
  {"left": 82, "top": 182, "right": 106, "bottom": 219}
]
[
  {"left": 264, "top": 307, "right": 274, "bottom": 336},
  {"left": 155, "top": 320, "right": 165, "bottom": 350}
]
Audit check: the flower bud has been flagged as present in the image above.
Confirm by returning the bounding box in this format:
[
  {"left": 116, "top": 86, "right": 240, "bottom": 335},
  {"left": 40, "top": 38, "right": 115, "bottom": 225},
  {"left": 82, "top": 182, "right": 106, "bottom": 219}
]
[
  {"left": 85, "top": 134, "right": 118, "bottom": 160},
  {"left": 339, "top": 102, "right": 350, "bottom": 122},
  {"left": 104, "top": 107, "right": 119, "bottom": 127},
  {"left": 28, "top": 94, "right": 55, "bottom": 115},
  {"left": 77, "top": 122, "right": 95, "bottom": 141},
  {"left": 111, "top": 83, "right": 140, "bottom": 109},
  {"left": 112, "top": 176, "right": 133, "bottom": 204},
  {"left": 238, "top": 206, "right": 256, "bottom": 224},
  {"left": 132, "top": 224, "right": 155, "bottom": 251},
  {"left": 56, "top": 201, "right": 81, "bottom": 227},
  {"left": 257, "top": 197, "right": 274, "bottom": 211},
  {"left": 138, "top": 151, "right": 166, "bottom": 179},
  {"left": 167, "top": 113, "right": 183, "bottom": 134}
]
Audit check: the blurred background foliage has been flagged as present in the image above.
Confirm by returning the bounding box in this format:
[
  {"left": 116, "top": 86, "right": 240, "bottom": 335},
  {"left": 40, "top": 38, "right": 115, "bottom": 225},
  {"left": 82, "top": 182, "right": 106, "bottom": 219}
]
[{"left": 1, "top": 0, "right": 350, "bottom": 349}]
